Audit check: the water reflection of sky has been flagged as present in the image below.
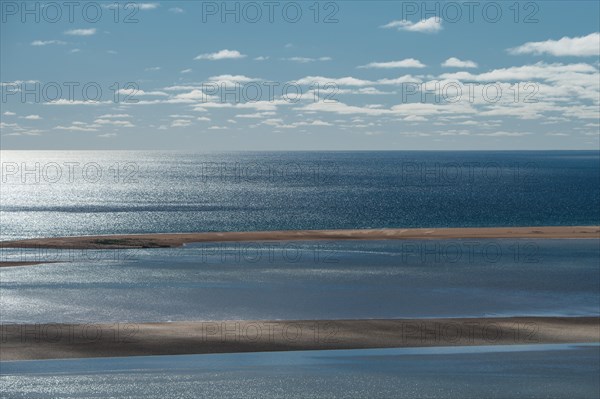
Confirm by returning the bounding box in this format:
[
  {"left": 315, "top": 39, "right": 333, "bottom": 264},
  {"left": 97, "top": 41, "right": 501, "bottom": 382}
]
[
  {"left": 2, "top": 344, "right": 599, "bottom": 398},
  {"left": 1, "top": 239, "right": 598, "bottom": 323}
]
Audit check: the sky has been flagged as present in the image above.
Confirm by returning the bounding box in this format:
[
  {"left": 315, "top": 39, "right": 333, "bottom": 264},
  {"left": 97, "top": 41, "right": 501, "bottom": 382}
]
[{"left": 1, "top": 0, "right": 599, "bottom": 150}]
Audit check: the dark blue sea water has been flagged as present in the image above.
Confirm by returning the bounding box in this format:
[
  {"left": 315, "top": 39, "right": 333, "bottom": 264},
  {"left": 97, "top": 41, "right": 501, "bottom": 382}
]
[{"left": 1, "top": 151, "right": 598, "bottom": 240}]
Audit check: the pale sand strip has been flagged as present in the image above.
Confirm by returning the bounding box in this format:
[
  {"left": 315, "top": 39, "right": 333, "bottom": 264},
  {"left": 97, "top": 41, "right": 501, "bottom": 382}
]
[
  {"left": 1, "top": 226, "right": 598, "bottom": 249},
  {"left": 1, "top": 317, "right": 598, "bottom": 361}
]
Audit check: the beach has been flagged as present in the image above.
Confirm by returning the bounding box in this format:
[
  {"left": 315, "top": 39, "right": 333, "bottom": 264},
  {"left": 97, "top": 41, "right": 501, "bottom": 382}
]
[
  {"left": 1, "top": 226, "right": 598, "bottom": 251},
  {"left": 2, "top": 317, "right": 598, "bottom": 361}
]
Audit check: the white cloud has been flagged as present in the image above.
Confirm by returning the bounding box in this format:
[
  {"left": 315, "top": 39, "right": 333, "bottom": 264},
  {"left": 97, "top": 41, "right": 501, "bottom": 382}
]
[
  {"left": 44, "top": 100, "right": 113, "bottom": 106},
  {"left": 195, "top": 49, "right": 246, "bottom": 60},
  {"left": 283, "top": 57, "right": 332, "bottom": 63},
  {"left": 117, "top": 88, "right": 168, "bottom": 97},
  {"left": 207, "top": 74, "right": 258, "bottom": 84},
  {"left": 22, "top": 115, "right": 42, "bottom": 120},
  {"left": 442, "top": 57, "right": 478, "bottom": 68},
  {"left": 138, "top": 3, "right": 159, "bottom": 10},
  {"left": 64, "top": 28, "right": 96, "bottom": 36},
  {"left": 299, "top": 100, "right": 477, "bottom": 118},
  {"left": 69, "top": 49, "right": 81, "bottom": 53},
  {"left": 295, "top": 75, "right": 421, "bottom": 87},
  {"left": 376, "top": 75, "right": 422, "bottom": 85},
  {"left": 334, "top": 87, "right": 397, "bottom": 95},
  {"left": 235, "top": 112, "right": 275, "bottom": 119},
  {"left": 162, "top": 85, "right": 203, "bottom": 91},
  {"left": 145, "top": 66, "right": 161, "bottom": 71},
  {"left": 98, "top": 114, "right": 131, "bottom": 118},
  {"left": 358, "top": 58, "right": 426, "bottom": 69},
  {"left": 508, "top": 33, "right": 600, "bottom": 57},
  {"left": 180, "top": 69, "right": 192, "bottom": 74},
  {"left": 171, "top": 119, "right": 192, "bottom": 127},
  {"left": 98, "top": 133, "right": 117, "bottom": 138},
  {"left": 94, "top": 119, "right": 134, "bottom": 127},
  {"left": 2, "top": 128, "right": 43, "bottom": 136},
  {"left": 1, "top": 80, "right": 38, "bottom": 86},
  {"left": 439, "top": 62, "right": 597, "bottom": 82},
  {"left": 381, "top": 17, "right": 442, "bottom": 33},
  {"left": 3, "top": 111, "right": 16, "bottom": 116},
  {"left": 404, "top": 115, "right": 427, "bottom": 122},
  {"left": 170, "top": 89, "right": 201, "bottom": 100},
  {"left": 192, "top": 101, "right": 285, "bottom": 112},
  {"left": 169, "top": 7, "right": 184, "bottom": 13},
  {"left": 254, "top": 56, "right": 269, "bottom": 61},
  {"left": 261, "top": 119, "right": 333, "bottom": 129},
  {"left": 296, "top": 76, "right": 374, "bottom": 87},
  {"left": 197, "top": 116, "right": 211, "bottom": 121},
  {"left": 478, "top": 131, "right": 531, "bottom": 137},
  {"left": 54, "top": 121, "right": 103, "bottom": 132},
  {"left": 31, "top": 40, "right": 66, "bottom": 46}
]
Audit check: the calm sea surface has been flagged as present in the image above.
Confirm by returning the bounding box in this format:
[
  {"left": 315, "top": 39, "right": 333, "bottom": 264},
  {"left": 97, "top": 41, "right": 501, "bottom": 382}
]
[
  {"left": 1, "top": 239, "right": 598, "bottom": 323},
  {"left": 2, "top": 345, "right": 599, "bottom": 399},
  {"left": 1, "top": 151, "right": 598, "bottom": 240},
  {"left": 1, "top": 151, "right": 599, "bottom": 397}
]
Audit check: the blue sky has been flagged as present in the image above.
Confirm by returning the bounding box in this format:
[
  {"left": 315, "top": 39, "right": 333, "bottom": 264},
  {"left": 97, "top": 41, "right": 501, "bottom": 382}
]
[{"left": 1, "top": 1, "right": 599, "bottom": 150}]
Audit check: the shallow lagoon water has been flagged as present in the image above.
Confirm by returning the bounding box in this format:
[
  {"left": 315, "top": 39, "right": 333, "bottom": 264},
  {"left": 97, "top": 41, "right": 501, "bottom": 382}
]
[
  {"left": 1, "top": 239, "right": 598, "bottom": 323},
  {"left": 1, "top": 344, "right": 599, "bottom": 399}
]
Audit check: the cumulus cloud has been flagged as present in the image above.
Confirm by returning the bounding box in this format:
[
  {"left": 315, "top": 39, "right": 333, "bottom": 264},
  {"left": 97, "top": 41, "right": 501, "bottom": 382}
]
[
  {"left": 94, "top": 118, "right": 134, "bottom": 127},
  {"left": 98, "top": 114, "right": 131, "bottom": 118},
  {"left": 138, "top": 3, "right": 159, "bottom": 10},
  {"left": 478, "top": 131, "right": 531, "bottom": 137},
  {"left": 31, "top": 40, "right": 67, "bottom": 46},
  {"left": 508, "top": 33, "right": 600, "bottom": 57},
  {"left": 295, "top": 75, "right": 421, "bottom": 87},
  {"left": 171, "top": 119, "right": 192, "bottom": 127},
  {"left": 358, "top": 58, "right": 426, "bottom": 69},
  {"left": 117, "top": 89, "right": 169, "bottom": 97},
  {"left": 439, "top": 62, "right": 598, "bottom": 82},
  {"left": 381, "top": 17, "right": 442, "bottom": 33},
  {"left": 194, "top": 49, "right": 246, "bottom": 60},
  {"left": 44, "top": 99, "right": 113, "bottom": 105},
  {"left": 64, "top": 28, "right": 96, "bottom": 36},
  {"left": 442, "top": 57, "right": 478, "bottom": 68},
  {"left": 283, "top": 57, "right": 332, "bottom": 63}
]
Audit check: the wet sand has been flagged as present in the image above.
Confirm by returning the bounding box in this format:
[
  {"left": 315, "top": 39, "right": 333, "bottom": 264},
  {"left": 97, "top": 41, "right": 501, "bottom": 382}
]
[
  {"left": 0, "top": 262, "right": 59, "bottom": 268},
  {"left": 1, "top": 317, "right": 598, "bottom": 361},
  {"left": 1, "top": 226, "right": 598, "bottom": 249}
]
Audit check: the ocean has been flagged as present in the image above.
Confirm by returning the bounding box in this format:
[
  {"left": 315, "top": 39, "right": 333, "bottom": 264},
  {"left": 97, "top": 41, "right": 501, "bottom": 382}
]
[
  {"left": 1, "top": 151, "right": 599, "bottom": 241},
  {"left": 1, "top": 151, "right": 599, "bottom": 397}
]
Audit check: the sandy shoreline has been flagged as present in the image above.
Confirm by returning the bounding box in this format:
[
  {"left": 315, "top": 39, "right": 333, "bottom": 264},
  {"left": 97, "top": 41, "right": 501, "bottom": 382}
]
[
  {"left": 0, "top": 261, "right": 58, "bottom": 268},
  {"left": 1, "top": 317, "right": 598, "bottom": 361},
  {"left": 1, "top": 226, "right": 598, "bottom": 250}
]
